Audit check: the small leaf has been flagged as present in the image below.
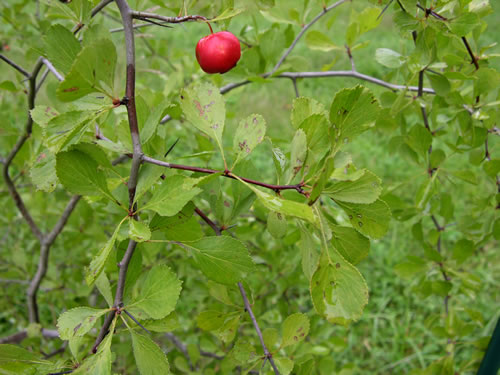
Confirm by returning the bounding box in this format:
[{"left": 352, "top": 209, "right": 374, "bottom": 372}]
[
  {"left": 30, "top": 152, "right": 58, "bottom": 192},
  {"left": 233, "top": 114, "right": 266, "bottom": 166},
  {"left": 129, "top": 220, "right": 151, "bottom": 242},
  {"left": 86, "top": 217, "right": 126, "bottom": 286},
  {"left": 95, "top": 273, "right": 113, "bottom": 307},
  {"left": 267, "top": 211, "right": 287, "bottom": 239},
  {"left": 375, "top": 48, "right": 406, "bottom": 68},
  {"left": 209, "top": 7, "right": 245, "bottom": 22},
  {"left": 274, "top": 357, "right": 294, "bottom": 375},
  {"left": 72, "top": 317, "right": 115, "bottom": 375},
  {"left": 181, "top": 236, "right": 254, "bottom": 285},
  {"left": 57, "top": 307, "right": 109, "bottom": 340},
  {"left": 305, "top": 31, "right": 340, "bottom": 52},
  {"left": 291, "top": 97, "right": 326, "bottom": 130},
  {"left": 130, "top": 330, "right": 170, "bottom": 375},
  {"left": 281, "top": 313, "right": 310, "bottom": 347},
  {"left": 128, "top": 265, "right": 182, "bottom": 320}
]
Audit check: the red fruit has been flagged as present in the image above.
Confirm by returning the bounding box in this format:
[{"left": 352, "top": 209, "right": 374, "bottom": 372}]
[{"left": 195, "top": 31, "right": 241, "bottom": 74}]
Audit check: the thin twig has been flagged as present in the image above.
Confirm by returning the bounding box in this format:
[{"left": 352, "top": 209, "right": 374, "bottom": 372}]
[
  {"left": 91, "top": 0, "right": 114, "bottom": 17},
  {"left": 0, "top": 54, "right": 30, "bottom": 77},
  {"left": 291, "top": 78, "right": 300, "bottom": 98},
  {"left": 238, "top": 283, "right": 280, "bottom": 375},
  {"left": 165, "top": 333, "right": 194, "bottom": 370},
  {"left": 142, "top": 155, "right": 306, "bottom": 195},
  {"left": 131, "top": 11, "right": 208, "bottom": 25},
  {"left": 270, "top": 0, "right": 349, "bottom": 75},
  {"left": 41, "top": 58, "right": 64, "bottom": 81},
  {"left": 45, "top": 196, "right": 81, "bottom": 245},
  {"left": 123, "top": 309, "right": 151, "bottom": 335},
  {"left": 195, "top": 207, "right": 222, "bottom": 235},
  {"left": 461, "top": 37, "right": 479, "bottom": 70}
]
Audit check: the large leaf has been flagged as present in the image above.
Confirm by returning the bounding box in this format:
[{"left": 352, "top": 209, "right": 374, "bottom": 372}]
[
  {"left": 180, "top": 82, "right": 225, "bottom": 154},
  {"left": 310, "top": 249, "right": 368, "bottom": 325},
  {"left": 324, "top": 170, "right": 382, "bottom": 204},
  {"left": 127, "top": 265, "right": 182, "bottom": 320},
  {"left": 329, "top": 86, "right": 380, "bottom": 144},
  {"left": 56, "top": 150, "right": 114, "bottom": 200},
  {"left": 57, "top": 307, "right": 110, "bottom": 340},
  {"left": 181, "top": 236, "right": 254, "bottom": 285},
  {"left": 140, "top": 175, "right": 202, "bottom": 216},
  {"left": 86, "top": 217, "right": 126, "bottom": 286},
  {"left": 335, "top": 199, "right": 391, "bottom": 239},
  {"left": 43, "top": 24, "right": 81, "bottom": 75},
  {"left": 0, "top": 344, "right": 57, "bottom": 374},
  {"left": 232, "top": 114, "right": 266, "bottom": 166},
  {"left": 330, "top": 225, "right": 370, "bottom": 265},
  {"left": 131, "top": 330, "right": 170, "bottom": 375},
  {"left": 57, "top": 39, "right": 117, "bottom": 102}
]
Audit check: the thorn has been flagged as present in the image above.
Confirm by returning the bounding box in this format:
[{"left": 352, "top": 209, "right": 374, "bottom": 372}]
[{"left": 164, "top": 138, "right": 180, "bottom": 158}]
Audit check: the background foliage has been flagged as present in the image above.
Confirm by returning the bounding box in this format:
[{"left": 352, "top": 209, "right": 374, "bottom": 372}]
[{"left": 0, "top": 0, "right": 499, "bottom": 374}]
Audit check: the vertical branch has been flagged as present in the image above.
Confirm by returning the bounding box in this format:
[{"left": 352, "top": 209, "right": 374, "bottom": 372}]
[
  {"left": 2, "top": 58, "right": 44, "bottom": 242},
  {"left": 238, "top": 283, "right": 280, "bottom": 375},
  {"left": 461, "top": 37, "right": 479, "bottom": 70},
  {"left": 430, "top": 215, "right": 450, "bottom": 315},
  {"left": 94, "top": 0, "right": 143, "bottom": 352}
]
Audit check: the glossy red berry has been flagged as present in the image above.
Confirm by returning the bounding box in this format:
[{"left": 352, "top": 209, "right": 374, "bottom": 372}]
[{"left": 195, "top": 31, "right": 241, "bottom": 74}]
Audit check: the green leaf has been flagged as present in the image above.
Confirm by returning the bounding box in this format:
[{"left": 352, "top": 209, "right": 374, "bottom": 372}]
[
  {"left": 483, "top": 159, "right": 500, "bottom": 177},
  {"left": 449, "top": 13, "right": 480, "bottom": 36},
  {"left": 142, "top": 313, "right": 180, "bottom": 333},
  {"left": 129, "top": 220, "right": 151, "bottom": 242},
  {"left": 305, "top": 31, "right": 340, "bottom": 52},
  {"left": 427, "top": 73, "right": 451, "bottom": 96},
  {"left": 232, "top": 114, "right": 266, "bottom": 166},
  {"left": 43, "top": 24, "right": 81, "bottom": 75},
  {"left": 291, "top": 97, "right": 326, "bottom": 129},
  {"left": 237, "top": 178, "right": 316, "bottom": 224},
  {"left": 128, "top": 265, "right": 182, "bottom": 320},
  {"left": 181, "top": 236, "right": 254, "bottom": 285},
  {"left": 407, "top": 125, "right": 432, "bottom": 157},
  {"left": 57, "top": 307, "right": 109, "bottom": 340},
  {"left": 134, "top": 164, "right": 164, "bottom": 204},
  {"left": 330, "top": 225, "right": 370, "bottom": 265},
  {"left": 394, "top": 256, "right": 427, "bottom": 279},
  {"left": 56, "top": 150, "right": 114, "bottom": 200},
  {"left": 267, "top": 211, "right": 287, "bottom": 239},
  {"left": 57, "top": 39, "right": 117, "bottom": 102},
  {"left": 95, "top": 272, "right": 113, "bottom": 307},
  {"left": 130, "top": 330, "right": 170, "bottom": 375},
  {"left": 140, "top": 175, "right": 202, "bottom": 216},
  {"left": 288, "top": 129, "right": 308, "bottom": 180},
  {"left": 310, "top": 249, "right": 368, "bottom": 325},
  {"left": 0, "top": 80, "right": 17, "bottom": 92},
  {"left": 73, "top": 317, "right": 115, "bottom": 375},
  {"left": 274, "top": 357, "right": 294, "bottom": 375},
  {"left": 375, "top": 48, "right": 406, "bottom": 69},
  {"left": 324, "top": 170, "right": 382, "bottom": 204},
  {"left": 30, "top": 151, "right": 58, "bottom": 192},
  {"left": 209, "top": 7, "right": 245, "bottom": 22},
  {"left": 281, "top": 313, "right": 310, "bottom": 347},
  {"left": 180, "top": 82, "right": 225, "bottom": 154},
  {"left": 335, "top": 199, "right": 391, "bottom": 239},
  {"left": 142, "top": 105, "right": 167, "bottom": 145},
  {"left": 298, "top": 223, "right": 320, "bottom": 280},
  {"left": 86, "top": 217, "right": 126, "bottom": 286},
  {"left": 0, "top": 344, "right": 57, "bottom": 374},
  {"left": 329, "top": 86, "right": 380, "bottom": 144},
  {"left": 42, "top": 109, "right": 107, "bottom": 153}
]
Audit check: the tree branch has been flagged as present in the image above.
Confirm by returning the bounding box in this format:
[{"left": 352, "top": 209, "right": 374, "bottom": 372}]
[
  {"left": 131, "top": 11, "right": 208, "bottom": 25},
  {"left": 270, "top": 0, "right": 349, "bottom": 75},
  {"left": 141, "top": 155, "right": 306, "bottom": 195},
  {"left": 0, "top": 328, "right": 59, "bottom": 344},
  {"left": 195, "top": 207, "right": 222, "bottom": 235},
  {"left": 41, "top": 58, "right": 64, "bottom": 81},
  {"left": 2, "top": 58, "right": 45, "bottom": 242},
  {"left": 0, "top": 54, "right": 30, "bottom": 77},
  {"left": 238, "top": 282, "right": 280, "bottom": 375},
  {"left": 91, "top": 0, "right": 114, "bottom": 17},
  {"left": 45, "top": 195, "right": 81, "bottom": 246}
]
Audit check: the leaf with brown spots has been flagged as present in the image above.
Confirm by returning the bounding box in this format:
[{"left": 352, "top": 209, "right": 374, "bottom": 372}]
[
  {"left": 57, "top": 307, "right": 110, "bottom": 340},
  {"left": 281, "top": 313, "right": 310, "bottom": 348},
  {"left": 232, "top": 114, "right": 267, "bottom": 167}
]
